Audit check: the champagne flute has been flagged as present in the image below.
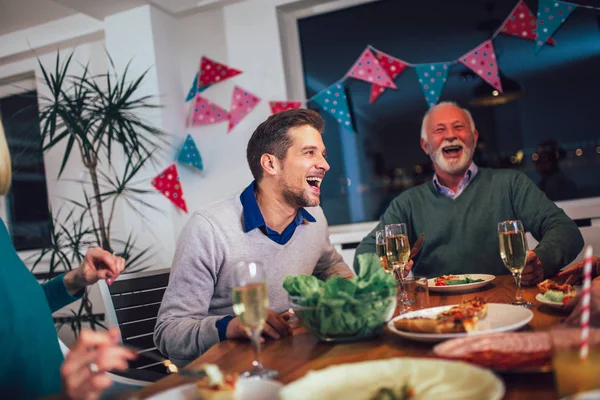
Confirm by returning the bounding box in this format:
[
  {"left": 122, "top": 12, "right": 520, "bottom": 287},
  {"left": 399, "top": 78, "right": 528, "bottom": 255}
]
[
  {"left": 498, "top": 220, "right": 534, "bottom": 308},
  {"left": 376, "top": 230, "right": 392, "bottom": 274},
  {"left": 231, "top": 261, "right": 277, "bottom": 378},
  {"left": 385, "top": 223, "right": 412, "bottom": 306}
]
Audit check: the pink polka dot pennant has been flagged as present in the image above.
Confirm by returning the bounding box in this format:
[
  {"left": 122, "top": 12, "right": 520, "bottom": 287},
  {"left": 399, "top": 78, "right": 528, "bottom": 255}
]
[
  {"left": 370, "top": 50, "right": 408, "bottom": 103},
  {"left": 312, "top": 81, "right": 354, "bottom": 131},
  {"left": 191, "top": 95, "right": 229, "bottom": 126},
  {"left": 151, "top": 164, "right": 188, "bottom": 213},
  {"left": 198, "top": 56, "right": 242, "bottom": 88},
  {"left": 535, "top": 0, "right": 577, "bottom": 54},
  {"left": 269, "top": 101, "right": 303, "bottom": 115},
  {"left": 459, "top": 40, "right": 502, "bottom": 93},
  {"left": 499, "top": 0, "right": 556, "bottom": 45},
  {"left": 228, "top": 85, "right": 261, "bottom": 133},
  {"left": 415, "top": 63, "right": 450, "bottom": 108},
  {"left": 346, "top": 47, "right": 397, "bottom": 89}
]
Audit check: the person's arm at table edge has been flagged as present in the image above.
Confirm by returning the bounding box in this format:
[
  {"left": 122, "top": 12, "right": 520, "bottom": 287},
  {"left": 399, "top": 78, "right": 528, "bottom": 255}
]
[{"left": 512, "top": 172, "right": 584, "bottom": 277}]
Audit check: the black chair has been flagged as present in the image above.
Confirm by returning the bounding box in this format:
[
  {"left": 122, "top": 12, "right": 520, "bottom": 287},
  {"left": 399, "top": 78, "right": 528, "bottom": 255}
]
[{"left": 99, "top": 268, "right": 171, "bottom": 383}]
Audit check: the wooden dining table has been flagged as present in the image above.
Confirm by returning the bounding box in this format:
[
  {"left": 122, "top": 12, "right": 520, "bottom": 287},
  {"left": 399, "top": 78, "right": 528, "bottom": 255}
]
[{"left": 136, "top": 275, "right": 568, "bottom": 400}]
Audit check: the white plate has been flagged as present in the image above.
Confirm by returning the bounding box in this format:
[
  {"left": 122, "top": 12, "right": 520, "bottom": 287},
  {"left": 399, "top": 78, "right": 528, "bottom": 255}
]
[
  {"left": 387, "top": 303, "right": 534, "bottom": 343},
  {"left": 280, "top": 357, "right": 504, "bottom": 400},
  {"left": 147, "top": 378, "right": 283, "bottom": 400},
  {"left": 536, "top": 293, "right": 567, "bottom": 310},
  {"left": 560, "top": 390, "right": 600, "bottom": 400},
  {"left": 428, "top": 274, "right": 496, "bottom": 293}
]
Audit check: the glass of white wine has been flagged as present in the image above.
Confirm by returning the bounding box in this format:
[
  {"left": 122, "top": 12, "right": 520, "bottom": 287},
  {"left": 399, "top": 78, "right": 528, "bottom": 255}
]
[
  {"left": 376, "top": 230, "right": 392, "bottom": 274},
  {"left": 232, "top": 261, "right": 277, "bottom": 379},
  {"left": 385, "top": 223, "right": 412, "bottom": 306},
  {"left": 498, "top": 220, "right": 534, "bottom": 308}
]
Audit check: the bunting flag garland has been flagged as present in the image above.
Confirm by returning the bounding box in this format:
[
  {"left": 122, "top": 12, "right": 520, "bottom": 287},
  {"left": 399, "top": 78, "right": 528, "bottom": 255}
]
[
  {"left": 415, "top": 63, "right": 450, "bottom": 108},
  {"left": 185, "top": 72, "right": 210, "bottom": 102},
  {"left": 269, "top": 101, "right": 303, "bottom": 114},
  {"left": 199, "top": 56, "right": 242, "bottom": 87},
  {"left": 459, "top": 40, "right": 502, "bottom": 92},
  {"left": 191, "top": 95, "right": 229, "bottom": 125},
  {"left": 346, "top": 47, "right": 397, "bottom": 89},
  {"left": 177, "top": 134, "right": 203, "bottom": 171},
  {"left": 499, "top": 0, "right": 556, "bottom": 45},
  {"left": 370, "top": 50, "right": 408, "bottom": 103},
  {"left": 151, "top": 164, "right": 188, "bottom": 213},
  {"left": 311, "top": 81, "right": 354, "bottom": 130},
  {"left": 228, "top": 85, "right": 261, "bottom": 133},
  {"left": 535, "top": 0, "right": 577, "bottom": 54}
]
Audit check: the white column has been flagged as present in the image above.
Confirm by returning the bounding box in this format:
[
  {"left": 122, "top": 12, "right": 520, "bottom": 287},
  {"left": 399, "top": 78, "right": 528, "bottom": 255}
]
[{"left": 104, "top": 5, "right": 186, "bottom": 269}]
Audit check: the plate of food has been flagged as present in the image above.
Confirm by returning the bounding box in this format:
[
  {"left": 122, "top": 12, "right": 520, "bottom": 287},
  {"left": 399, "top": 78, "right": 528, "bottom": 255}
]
[
  {"left": 428, "top": 274, "right": 495, "bottom": 293},
  {"left": 280, "top": 357, "right": 504, "bottom": 400},
  {"left": 388, "top": 297, "right": 533, "bottom": 343},
  {"left": 536, "top": 279, "right": 577, "bottom": 310},
  {"left": 147, "top": 365, "right": 282, "bottom": 400},
  {"left": 433, "top": 332, "right": 552, "bottom": 373}
]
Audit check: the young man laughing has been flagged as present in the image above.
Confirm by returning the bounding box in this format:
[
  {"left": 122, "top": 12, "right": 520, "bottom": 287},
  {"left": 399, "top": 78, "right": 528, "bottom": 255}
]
[{"left": 155, "top": 109, "right": 352, "bottom": 365}]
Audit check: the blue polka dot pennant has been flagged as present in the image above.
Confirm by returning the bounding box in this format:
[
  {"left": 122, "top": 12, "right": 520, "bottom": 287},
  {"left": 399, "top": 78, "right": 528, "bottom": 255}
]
[
  {"left": 185, "top": 72, "right": 211, "bottom": 102},
  {"left": 535, "top": 0, "right": 577, "bottom": 54},
  {"left": 177, "top": 134, "right": 203, "bottom": 172},
  {"left": 311, "top": 81, "right": 354, "bottom": 131},
  {"left": 415, "top": 63, "right": 450, "bottom": 108}
]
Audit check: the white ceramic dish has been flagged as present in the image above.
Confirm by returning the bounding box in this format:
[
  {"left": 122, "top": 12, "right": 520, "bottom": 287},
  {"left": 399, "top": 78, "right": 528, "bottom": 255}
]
[
  {"left": 428, "top": 274, "right": 496, "bottom": 293},
  {"left": 388, "top": 303, "right": 534, "bottom": 343}
]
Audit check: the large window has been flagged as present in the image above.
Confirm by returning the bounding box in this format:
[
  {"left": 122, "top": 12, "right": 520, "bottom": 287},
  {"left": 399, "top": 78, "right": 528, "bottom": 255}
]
[
  {"left": 0, "top": 91, "right": 52, "bottom": 251},
  {"left": 296, "top": 0, "right": 600, "bottom": 225}
]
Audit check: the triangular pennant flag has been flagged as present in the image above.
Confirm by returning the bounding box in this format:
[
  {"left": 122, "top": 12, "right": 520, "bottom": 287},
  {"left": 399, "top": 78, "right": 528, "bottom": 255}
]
[
  {"left": 191, "top": 95, "right": 229, "bottom": 125},
  {"left": 199, "top": 56, "right": 242, "bottom": 87},
  {"left": 228, "top": 85, "right": 261, "bottom": 133},
  {"left": 269, "top": 101, "right": 302, "bottom": 114},
  {"left": 177, "top": 134, "right": 203, "bottom": 172},
  {"left": 370, "top": 50, "right": 408, "bottom": 103},
  {"left": 415, "top": 63, "right": 450, "bottom": 108},
  {"left": 185, "top": 72, "right": 210, "bottom": 102},
  {"left": 312, "top": 81, "right": 354, "bottom": 130},
  {"left": 346, "top": 48, "right": 396, "bottom": 89},
  {"left": 459, "top": 40, "right": 502, "bottom": 92},
  {"left": 151, "top": 164, "right": 188, "bottom": 213},
  {"left": 499, "top": 0, "right": 556, "bottom": 45},
  {"left": 535, "top": 0, "right": 577, "bottom": 54}
]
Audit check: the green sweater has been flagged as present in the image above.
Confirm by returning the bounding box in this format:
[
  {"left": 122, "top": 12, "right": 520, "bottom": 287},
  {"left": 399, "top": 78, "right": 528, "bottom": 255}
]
[
  {"left": 355, "top": 168, "right": 584, "bottom": 278},
  {"left": 0, "top": 220, "right": 81, "bottom": 398}
]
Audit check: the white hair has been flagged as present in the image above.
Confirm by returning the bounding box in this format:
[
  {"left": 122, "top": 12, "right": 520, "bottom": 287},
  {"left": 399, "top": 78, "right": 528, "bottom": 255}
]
[
  {"left": 0, "top": 120, "right": 11, "bottom": 196},
  {"left": 420, "top": 101, "right": 476, "bottom": 141}
]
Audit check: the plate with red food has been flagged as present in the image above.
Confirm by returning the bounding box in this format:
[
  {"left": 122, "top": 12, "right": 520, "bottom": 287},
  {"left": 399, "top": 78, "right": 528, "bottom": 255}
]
[
  {"left": 428, "top": 274, "right": 495, "bottom": 293},
  {"left": 432, "top": 332, "right": 552, "bottom": 373},
  {"left": 535, "top": 279, "right": 577, "bottom": 310}
]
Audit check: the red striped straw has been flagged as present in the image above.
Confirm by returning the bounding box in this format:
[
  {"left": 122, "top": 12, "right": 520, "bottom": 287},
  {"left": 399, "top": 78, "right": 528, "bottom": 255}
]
[{"left": 579, "top": 245, "right": 593, "bottom": 361}]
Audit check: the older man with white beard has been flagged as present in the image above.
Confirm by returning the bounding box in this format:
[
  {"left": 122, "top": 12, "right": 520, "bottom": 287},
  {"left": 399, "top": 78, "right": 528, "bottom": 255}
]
[{"left": 355, "top": 102, "right": 583, "bottom": 283}]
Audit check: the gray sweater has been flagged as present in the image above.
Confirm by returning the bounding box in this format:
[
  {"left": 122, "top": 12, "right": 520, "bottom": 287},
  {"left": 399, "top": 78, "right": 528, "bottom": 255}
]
[{"left": 154, "top": 193, "right": 351, "bottom": 363}]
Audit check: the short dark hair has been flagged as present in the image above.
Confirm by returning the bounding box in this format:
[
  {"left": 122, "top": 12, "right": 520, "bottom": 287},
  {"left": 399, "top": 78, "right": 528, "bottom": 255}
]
[{"left": 246, "top": 109, "right": 324, "bottom": 182}]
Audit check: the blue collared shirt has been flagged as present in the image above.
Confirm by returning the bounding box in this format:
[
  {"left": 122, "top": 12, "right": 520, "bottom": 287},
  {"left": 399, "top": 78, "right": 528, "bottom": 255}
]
[
  {"left": 240, "top": 181, "right": 316, "bottom": 245},
  {"left": 432, "top": 163, "right": 478, "bottom": 199}
]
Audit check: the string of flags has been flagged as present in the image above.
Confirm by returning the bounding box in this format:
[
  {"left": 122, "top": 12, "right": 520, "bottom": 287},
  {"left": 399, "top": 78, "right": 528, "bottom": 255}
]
[
  {"left": 154, "top": 0, "right": 597, "bottom": 213},
  {"left": 267, "top": 0, "right": 588, "bottom": 131}
]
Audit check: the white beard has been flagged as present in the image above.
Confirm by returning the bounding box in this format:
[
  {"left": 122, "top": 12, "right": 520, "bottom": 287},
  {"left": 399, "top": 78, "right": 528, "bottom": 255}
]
[{"left": 428, "top": 138, "right": 475, "bottom": 175}]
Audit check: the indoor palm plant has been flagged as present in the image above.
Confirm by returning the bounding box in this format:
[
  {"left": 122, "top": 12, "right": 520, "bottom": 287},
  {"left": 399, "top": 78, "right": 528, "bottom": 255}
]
[{"left": 30, "top": 52, "right": 166, "bottom": 334}]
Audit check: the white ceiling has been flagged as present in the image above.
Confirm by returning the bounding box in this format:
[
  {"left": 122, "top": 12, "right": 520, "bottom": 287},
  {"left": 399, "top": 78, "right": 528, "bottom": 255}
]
[{"left": 0, "top": 0, "right": 239, "bottom": 36}]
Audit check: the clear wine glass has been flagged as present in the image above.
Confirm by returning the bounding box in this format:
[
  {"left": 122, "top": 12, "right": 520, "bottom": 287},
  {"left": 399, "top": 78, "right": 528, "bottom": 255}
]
[
  {"left": 376, "top": 230, "right": 392, "bottom": 274},
  {"left": 231, "top": 261, "right": 278, "bottom": 378},
  {"left": 498, "top": 220, "right": 534, "bottom": 308},
  {"left": 385, "top": 223, "right": 412, "bottom": 307}
]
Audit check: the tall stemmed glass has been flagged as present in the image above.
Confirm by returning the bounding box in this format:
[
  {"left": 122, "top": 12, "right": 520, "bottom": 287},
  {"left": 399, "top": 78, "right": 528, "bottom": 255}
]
[
  {"left": 231, "top": 261, "right": 277, "bottom": 378},
  {"left": 376, "top": 230, "right": 392, "bottom": 274},
  {"left": 385, "top": 223, "right": 411, "bottom": 306},
  {"left": 498, "top": 220, "right": 534, "bottom": 308}
]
